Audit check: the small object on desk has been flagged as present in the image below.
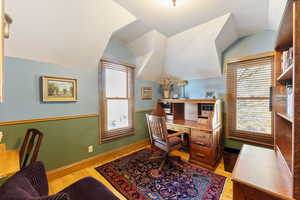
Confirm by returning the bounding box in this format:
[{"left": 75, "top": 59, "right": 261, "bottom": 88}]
[{"left": 166, "top": 115, "right": 174, "bottom": 121}]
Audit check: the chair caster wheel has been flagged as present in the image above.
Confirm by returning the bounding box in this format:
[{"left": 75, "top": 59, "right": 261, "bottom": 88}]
[{"left": 149, "top": 169, "right": 163, "bottom": 178}]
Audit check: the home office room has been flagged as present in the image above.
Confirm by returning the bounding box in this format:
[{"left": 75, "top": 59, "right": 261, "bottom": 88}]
[{"left": 0, "top": 0, "right": 299, "bottom": 200}]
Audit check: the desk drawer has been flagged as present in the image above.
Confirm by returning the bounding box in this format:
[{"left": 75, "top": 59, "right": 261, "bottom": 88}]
[
  {"left": 190, "top": 129, "right": 212, "bottom": 147},
  {"left": 166, "top": 124, "right": 190, "bottom": 134},
  {"left": 190, "top": 144, "right": 213, "bottom": 164}
]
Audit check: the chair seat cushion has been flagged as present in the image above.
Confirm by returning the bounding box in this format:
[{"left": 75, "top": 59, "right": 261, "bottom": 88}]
[{"left": 168, "top": 136, "right": 182, "bottom": 146}]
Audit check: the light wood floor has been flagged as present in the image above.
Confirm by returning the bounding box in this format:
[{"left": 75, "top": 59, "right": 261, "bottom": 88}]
[{"left": 49, "top": 146, "right": 233, "bottom": 200}]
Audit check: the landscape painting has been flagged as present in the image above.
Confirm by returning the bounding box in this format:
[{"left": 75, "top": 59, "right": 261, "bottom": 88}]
[
  {"left": 42, "top": 76, "right": 77, "bottom": 102},
  {"left": 141, "top": 87, "right": 153, "bottom": 100}
]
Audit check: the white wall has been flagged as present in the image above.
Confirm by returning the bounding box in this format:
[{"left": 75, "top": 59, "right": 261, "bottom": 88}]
[
  {"left": 164, "top": 13, "right": 238, "bottom": 80},
  {"left": 127, "top": 30, "right": 167, "bottom": 82}
]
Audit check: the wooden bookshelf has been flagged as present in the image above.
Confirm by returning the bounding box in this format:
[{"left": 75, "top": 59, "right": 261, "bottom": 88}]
[
  {"left": 277, "top": 64, "right": 293, "bottom": 82},
  {"left": 276, "top": 112, "right": 293, "bottom": 123},
  {"left": 233, "top": 1, "right": 300, "bottom": 199},
  {"left": 274, "top": 0, "right": 300, "bottom": 199}
]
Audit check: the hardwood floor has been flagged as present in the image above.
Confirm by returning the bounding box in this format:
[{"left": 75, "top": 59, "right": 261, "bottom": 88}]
[{"left": 49, "top": 146, "right": 233, "bottom": 200}]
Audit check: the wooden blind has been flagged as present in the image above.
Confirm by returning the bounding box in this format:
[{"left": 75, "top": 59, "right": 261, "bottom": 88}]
[
  {"left": 226, "top": 56, "right": 274, "bottom": 145},
  {"left": 99, "top": 58, "right": 135, "bottom": 143}
]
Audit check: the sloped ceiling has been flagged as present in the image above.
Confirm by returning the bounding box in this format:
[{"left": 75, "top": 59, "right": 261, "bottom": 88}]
[
  {"left": 113, "top": 0, "right": 269, "bottom": 39},
  {"left": 269, "top": 0, "right": 288, "bottom": 30},
  {"left": 4, "top": 0, "right": 288, "bottom": 81},
  {"left": 127, "top": 30, "right": 167, "bottom": 82},
  {"left": 5, "top": 0, "right": 136, "bottom": 69},
  {"left": 164, "top": 13, "right": 238, "bottom": 79},
  {"left": 112, "top": 0, "right": 288, "bottom": 81}
]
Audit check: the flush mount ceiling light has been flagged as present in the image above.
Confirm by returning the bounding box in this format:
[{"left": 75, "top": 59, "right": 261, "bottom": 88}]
[{"left": 172, "top": 0, "right": 176, "bottom": 6}]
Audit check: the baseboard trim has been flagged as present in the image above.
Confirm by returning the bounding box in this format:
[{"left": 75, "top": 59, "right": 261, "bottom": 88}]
[{"left": 47, "top": 139, "right": 150, "bottom": 181}]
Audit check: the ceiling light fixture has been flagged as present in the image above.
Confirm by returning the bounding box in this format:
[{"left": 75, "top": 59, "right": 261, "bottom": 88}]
[{"left": 172, "top": 0, "right": 176, "bottom": 6}]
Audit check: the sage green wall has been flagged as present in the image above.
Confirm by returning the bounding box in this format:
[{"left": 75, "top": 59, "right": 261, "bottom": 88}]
[
  {"left": 0, "top": 37, "right": 153, "bottom": 175},
  {"left": 2, "top": 112, "right": 149, "bottom": 171}
]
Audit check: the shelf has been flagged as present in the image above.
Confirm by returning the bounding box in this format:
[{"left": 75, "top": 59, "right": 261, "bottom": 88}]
[
  {"left": 160, "top": 99, "right": 216, "bottom": 104},
  {"left": 277, "top": 64, "right": 293, "bottom": 82},
  {"left": 276, "top": 112, "right": 293, "bottom": 123}
]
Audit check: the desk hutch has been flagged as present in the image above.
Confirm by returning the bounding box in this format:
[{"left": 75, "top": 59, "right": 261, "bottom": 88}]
[{"left": 158, "top": 99, "right": 223, "bottom": 170}]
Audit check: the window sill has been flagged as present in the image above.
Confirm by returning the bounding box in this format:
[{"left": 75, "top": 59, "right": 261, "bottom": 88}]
[
  {"left": 100, "top": 129, "right": 134, "bottom": 144},
  {"left": 227, "top": 135, "right": 274, "bottom": 148}
]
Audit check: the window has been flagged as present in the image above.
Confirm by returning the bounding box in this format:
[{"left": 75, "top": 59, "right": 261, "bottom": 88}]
[
  {"left": 99, "top": 57, "right": 135, "bottom": 143},
  {"left": 226, "top": 54, "right": 274, "bottom": 146}
]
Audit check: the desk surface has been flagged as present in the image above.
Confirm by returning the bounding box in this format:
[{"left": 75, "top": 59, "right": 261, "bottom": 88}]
[
  {"left": 166, "top": 120, "right": 212, "bottom": 132},
  {"left": 0, "top": 145, "right": 20, "bottom": 178},
  {"left": 231, "top": 144, "right": 293, "bottom": 200}
]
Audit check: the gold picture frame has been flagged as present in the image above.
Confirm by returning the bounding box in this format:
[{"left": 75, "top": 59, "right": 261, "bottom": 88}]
[
  {"left": 141, "top": 87, "right": 153, "bottom": 100},
  {"left": 42, "top": 76, "right": 77, "bottom": 102}
]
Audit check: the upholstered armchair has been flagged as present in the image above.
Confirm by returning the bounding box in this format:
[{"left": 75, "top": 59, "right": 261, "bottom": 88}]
[{"left": 0, "top": 161, "right": 119, "bottom": 200}]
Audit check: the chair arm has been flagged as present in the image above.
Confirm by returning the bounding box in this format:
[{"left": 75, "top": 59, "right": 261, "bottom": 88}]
[
  {"left": 167, "top": 131, "right": 186, "bottom": 138},
  {"left": 59, "top": 177, "right": 119, "bottom": 200}
]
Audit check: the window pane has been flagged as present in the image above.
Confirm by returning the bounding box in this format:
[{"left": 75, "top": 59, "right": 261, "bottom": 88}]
[
  {"left": 107, "top": 99, "right": 129, "bottom": 130},
  {"left": 237, "top": 65, "right": 272, "bottom": 98},
  {"left": 105, "top": 68, "right": 127, "bottom": 98},
  {"left": 236, "top": 99, "right": 271, "bottom": 134}
]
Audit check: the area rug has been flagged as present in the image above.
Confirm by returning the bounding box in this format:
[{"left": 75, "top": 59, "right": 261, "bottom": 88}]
[{"left": 95, "top": 148, "right": 226, "bottom": 200}]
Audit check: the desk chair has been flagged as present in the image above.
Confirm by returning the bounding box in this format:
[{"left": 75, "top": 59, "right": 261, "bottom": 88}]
[
  {"left": 19, "top": 129, "right": 43, "bottom": 169},
  {"left": 146, "top": 114, "right": 185, "bottom": 177}
]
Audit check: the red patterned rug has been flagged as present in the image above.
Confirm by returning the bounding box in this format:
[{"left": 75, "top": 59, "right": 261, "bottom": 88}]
[{"left": 95, "top": 148, "right": 226, "bottom": 200}]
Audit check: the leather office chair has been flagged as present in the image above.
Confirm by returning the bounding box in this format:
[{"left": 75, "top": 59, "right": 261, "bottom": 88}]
[{"left": 146, "top": 114, "right": 185, "bottom": 177}]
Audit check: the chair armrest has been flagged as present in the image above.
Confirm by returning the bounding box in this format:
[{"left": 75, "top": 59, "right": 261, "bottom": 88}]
[
  {"left": 59, "top": 177, "right": 119, "bottom": 200},
  {"left": 167, "top": 131, "right": 186, "bottom": 138}
]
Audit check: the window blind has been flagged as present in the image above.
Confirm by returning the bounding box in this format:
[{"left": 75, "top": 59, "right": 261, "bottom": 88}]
[
  {"left": 226, "top": 56, "right": 274, "bottom": 144},
  {"left": 99, "top": 58, "right": 135, "bottom": 143}
]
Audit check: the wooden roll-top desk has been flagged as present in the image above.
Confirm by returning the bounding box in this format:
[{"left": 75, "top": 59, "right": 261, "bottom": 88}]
[{"left": 158, "top": 99, "right": 223, "bottom": 170}]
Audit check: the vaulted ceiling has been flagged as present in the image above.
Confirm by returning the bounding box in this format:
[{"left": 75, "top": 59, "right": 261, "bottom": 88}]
[
  {"left": 113, "top": 0, "right": 286, "bottom": 43},
  {"left": 5, "top": 0, "right": 287, "bottom": 81},
  {"left": 113, "top": 0, "right": 287, "bottom": 81},
  {"left": 5, "top": 0, "right": 136, "bottom": 69}
]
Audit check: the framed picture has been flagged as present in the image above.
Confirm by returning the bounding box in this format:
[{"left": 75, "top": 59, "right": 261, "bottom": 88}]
[
  {"left": 42, "top": 76, "right": 77, "bottom": 102},
  {"left": 141, "top": 87, "right": 153, "bottom": 100}
]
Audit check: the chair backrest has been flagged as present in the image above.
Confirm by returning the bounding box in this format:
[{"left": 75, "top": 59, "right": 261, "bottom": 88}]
[
  {"left": 0, "top": 161, "right": 49, "bottom": 199},
  {"left": 20, "top": 129, "right": 44, "bottom": 169},
  {"left": 146, "top": 114, "right": 169, "bottom": 143}
]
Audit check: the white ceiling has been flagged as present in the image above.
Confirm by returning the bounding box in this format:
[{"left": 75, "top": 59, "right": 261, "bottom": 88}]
[
  {"left": 4, "top": 0, "right": 287, "bottom": 82},
  {"left": 5, "top": 0, "right": 136, "bottom": 69},
  {"left": 112, "top": 0, "right": 287, "bottom": 81},
  {"left": 164, "top": 13, "right": 238, "bottom": 79},
  {"left": 113, "top": 0, "right": 279, "bottom": 43}
]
